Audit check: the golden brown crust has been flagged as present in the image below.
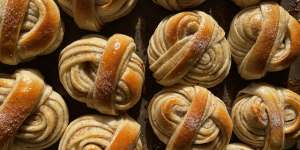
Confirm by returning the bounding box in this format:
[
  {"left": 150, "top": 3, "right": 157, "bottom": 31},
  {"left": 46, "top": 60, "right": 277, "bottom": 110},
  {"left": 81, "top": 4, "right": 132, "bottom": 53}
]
[
  {"left": 156, "top": 12, "right": 214, "bottom": 83},
  {"left": 59, "top": 34, "right": 145, "bottom": 115},
  {"left": 107, "top": 119, "right": 141, "bottom": 150},
  {"left": 249, "top": 85, "right": 283, "bottom": 149},
  {"left": 19, "top": 0, "right": 61, "bottom": 54},
  {"left": 0, "top": 70, "right": 69, "bottom": 150},
  {"left": 0, "top": 0, "right": 63, "bottom": 65},
  {"left": 0, "top": 0, "right": 29, "bottom": 64},
  {"left": 239, "top": 4, "right": 279, "bottom": 78},
  {"left": 148, "top": 86, "right": 232, "bottom": 149},
  {"left": 72, "top": 0, "right": 101, "bottom": 30},
  {"left": 166, "top": 88, "right": 208, "bottom": 149},
  {"left": 148, "top": 11, "right": 231, "bottom": 88},
  {"left": 58, "top": 0, "right": 137, "bottom": 31},
  {"left": 277, "top": 18, "right": 300, "bottom": 68},
  {"left": 0, "top": 70, "right": 44, "bottom": 149},
  {"left": 232, "top": 83, "right": 300, "bottom": 149},
  {"left": 95, "top": 34, "right": 134, "bottom": 113},
  {"left": 59, "top": 115, "right": 142, "bottom": 150},
  {"left": 228, "top": 2, "right": 300, "bottom": 80}
]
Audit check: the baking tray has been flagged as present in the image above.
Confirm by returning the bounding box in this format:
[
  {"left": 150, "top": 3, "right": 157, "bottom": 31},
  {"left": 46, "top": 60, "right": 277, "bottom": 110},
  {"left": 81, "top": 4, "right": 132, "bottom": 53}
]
[{"left": 0, "top": 0, "right": 299, "bottom": 149}]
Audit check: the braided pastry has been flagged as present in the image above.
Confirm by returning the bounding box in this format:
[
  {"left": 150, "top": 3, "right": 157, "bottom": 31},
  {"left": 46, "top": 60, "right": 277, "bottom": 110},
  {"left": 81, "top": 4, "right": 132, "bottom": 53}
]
[
  {"left": 228, "top": 2, "right": 300, "bottom": 80},
  {"left": 58, "top": 0, "right": 137, "bottom": 31},
  {"left": 232, "top": 0, "right": 262, "bottom": 7},
  {"left": 148, "top": 11, "right": 231, "bottom": 88},
  {"left": 148, "top": 85, "right": 232, "bottom": 149},
  {"left": 59, "top": 115, "right": 142, "bottom": 150},
  {"left": 232, "top": 83, "right": 300, "bottom": 149},
  {"left": 59, "top": 34, "right": 145, "bottom": 115},
  {"left": 0, "top": 0, "right": 64, "bottom": 65},
  {"left": 0, "top": 70, "right": 69, "bottom": 150},
  {"left": 152, "top": 0, "right": 206, "bottom": 11}
]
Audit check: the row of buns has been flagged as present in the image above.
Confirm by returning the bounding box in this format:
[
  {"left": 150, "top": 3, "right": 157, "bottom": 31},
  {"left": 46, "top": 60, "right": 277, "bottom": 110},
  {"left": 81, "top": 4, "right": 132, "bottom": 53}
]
[
  {"left": 1, "top": 0, "right": 299, "bottom": 82},
  {"left": 0, "top": 0, "right": 277, "bottom": 65},
  {"left": 0, "top": 69, "right": 299, "bottom": 149}
]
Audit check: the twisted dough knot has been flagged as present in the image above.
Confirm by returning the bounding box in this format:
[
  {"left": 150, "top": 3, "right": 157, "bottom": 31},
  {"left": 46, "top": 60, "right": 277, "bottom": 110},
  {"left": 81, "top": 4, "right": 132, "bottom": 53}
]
[
  {"left": 59, "top": 34, "right": 145, "bottom": 115},
  {"left": 232, "top": 0, "right": 262, "bottom": 7},
  {"left": 228, "top": 2, "right": 300, "bottom": 80},
  {"left": 148, "top": 11, "right": 231, "bottom": 88},
  {"left": 0, "top": 70, "right": 69, "bottom": 150},
  {"left": 59, "top": 115, "right": 142, "bottom": 150},
  {"left": 148, "top": 86, "right": 232, "bottom": 149},
  {"left": 0, "top": 0, "right": 63, "bottom": 65},
  {"left": 152, "top": 0, "right": 206, "bottom": 11},
  {"left": 232, "top": 83, "right": 300, "bottom": 149},
  {"left": 58, "top": 0, "right": 137, "bottom": 31}
]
